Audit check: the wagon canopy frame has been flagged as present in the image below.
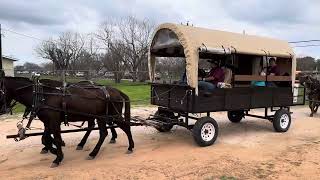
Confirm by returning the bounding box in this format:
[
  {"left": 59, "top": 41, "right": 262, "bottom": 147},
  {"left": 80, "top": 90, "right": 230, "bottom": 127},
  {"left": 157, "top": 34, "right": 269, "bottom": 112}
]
[{"left": 148, "top": 23, "right": 296, "bottom": 94}]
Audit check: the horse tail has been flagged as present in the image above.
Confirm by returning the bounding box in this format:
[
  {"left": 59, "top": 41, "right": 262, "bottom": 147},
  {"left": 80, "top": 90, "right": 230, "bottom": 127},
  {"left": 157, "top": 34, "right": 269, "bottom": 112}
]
[{"left": 119, "top": 91, "right": 130, "bottom": 122}]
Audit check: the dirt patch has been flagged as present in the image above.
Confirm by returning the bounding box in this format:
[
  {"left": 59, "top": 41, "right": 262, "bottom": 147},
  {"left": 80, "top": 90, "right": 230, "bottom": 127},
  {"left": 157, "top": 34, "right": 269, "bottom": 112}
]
[{"left": 0, "top": 106, "right": 319, "bottom": 179}]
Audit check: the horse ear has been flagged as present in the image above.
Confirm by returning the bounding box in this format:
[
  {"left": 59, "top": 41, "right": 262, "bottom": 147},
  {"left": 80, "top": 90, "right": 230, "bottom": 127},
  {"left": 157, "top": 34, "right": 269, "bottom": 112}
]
[{"left": 0, "top": 70, "right": 5, "bottom": 78}]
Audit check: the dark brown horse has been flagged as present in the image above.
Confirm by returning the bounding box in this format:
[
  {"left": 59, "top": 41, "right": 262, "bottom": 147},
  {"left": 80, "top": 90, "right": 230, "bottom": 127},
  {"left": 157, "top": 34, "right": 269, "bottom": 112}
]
[
  {"left": 26, "top": 79, "right": 119, "bottom": 154},
  {"left": 299, "top": 75, "right": 320, "bottom": 117},
  {"left": 1, "top": 77, "right": 134, "bottom": 167}
]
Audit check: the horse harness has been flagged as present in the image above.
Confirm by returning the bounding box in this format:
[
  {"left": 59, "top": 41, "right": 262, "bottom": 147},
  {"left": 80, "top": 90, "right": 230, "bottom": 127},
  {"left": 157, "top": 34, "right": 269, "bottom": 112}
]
[{"left": 26, "top": 79, "right": 116, "bottom": 128}]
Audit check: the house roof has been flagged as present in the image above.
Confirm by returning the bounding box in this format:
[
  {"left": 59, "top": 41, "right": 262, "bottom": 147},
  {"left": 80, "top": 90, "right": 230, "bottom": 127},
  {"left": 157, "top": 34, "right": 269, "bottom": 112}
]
[{"left": 2, "top": 55, "right": 18, "bottom": 61}]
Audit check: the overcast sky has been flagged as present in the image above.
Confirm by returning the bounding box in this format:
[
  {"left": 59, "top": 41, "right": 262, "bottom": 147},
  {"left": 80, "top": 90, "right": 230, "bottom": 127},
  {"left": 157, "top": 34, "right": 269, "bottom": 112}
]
[{"left": 1, "top": 0, "right": 320, "bottom": 65}]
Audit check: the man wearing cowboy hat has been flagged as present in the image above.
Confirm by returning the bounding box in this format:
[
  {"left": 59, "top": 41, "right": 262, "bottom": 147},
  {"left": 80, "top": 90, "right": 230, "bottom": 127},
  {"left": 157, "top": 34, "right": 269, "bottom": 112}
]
[{"left": 198, "top": 59, "right": 225, "bottom": 92}]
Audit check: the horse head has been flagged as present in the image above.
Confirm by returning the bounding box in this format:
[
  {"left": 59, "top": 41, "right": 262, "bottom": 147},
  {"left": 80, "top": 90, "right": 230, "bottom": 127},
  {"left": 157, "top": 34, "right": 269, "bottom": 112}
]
[
  {"left": 299, "top": 75, "right": 313, "bottom": 87},
  {"left": 0, "top": 77, "right": 33, "bottom": 115}
]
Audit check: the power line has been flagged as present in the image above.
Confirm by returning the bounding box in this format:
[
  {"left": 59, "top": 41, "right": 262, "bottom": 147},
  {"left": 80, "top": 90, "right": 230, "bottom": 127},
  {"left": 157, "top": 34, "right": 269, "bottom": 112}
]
[
  {"left": 2, "top": 27, "right": 45, "bottom": 41},
  {"left": 2, "top": 27, "right": 107, "bottom": 50},
  {"left": 289, "top": 40, "right": 320, "bottom": 43},
  {"left": 293, "top": 44, "right": 320, "bottom": 48}
]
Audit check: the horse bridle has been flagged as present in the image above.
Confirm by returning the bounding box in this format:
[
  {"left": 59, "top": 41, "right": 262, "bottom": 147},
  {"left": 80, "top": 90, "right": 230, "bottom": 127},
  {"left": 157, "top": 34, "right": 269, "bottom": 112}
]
[
  {"left": 0, "top": 78, "right": 33, "bottom": 115},
  {"left": 0, "top": 78, "right": 9, "bottom": 114}
]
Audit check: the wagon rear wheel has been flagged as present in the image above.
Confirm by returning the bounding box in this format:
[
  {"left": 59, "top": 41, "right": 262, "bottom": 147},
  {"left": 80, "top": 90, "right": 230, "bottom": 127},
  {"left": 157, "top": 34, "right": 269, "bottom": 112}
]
[
  {"left": 154, "top": 110, "right": 174, "bottom": 132},
  {"left": 273, "top": 109, "right": 291, "bottom": 132},
  {"left": 227, "top": 110, "right": 245, "bottom": 123},
  {"left": 193, "top": 117, "right": 219, "bottom": 147}
]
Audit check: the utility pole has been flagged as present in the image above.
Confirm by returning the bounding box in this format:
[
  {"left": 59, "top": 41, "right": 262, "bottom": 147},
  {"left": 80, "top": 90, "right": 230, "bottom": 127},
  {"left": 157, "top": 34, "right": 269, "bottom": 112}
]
[{"left": 0, "top": 24, "right": 3, "bottom": 70}]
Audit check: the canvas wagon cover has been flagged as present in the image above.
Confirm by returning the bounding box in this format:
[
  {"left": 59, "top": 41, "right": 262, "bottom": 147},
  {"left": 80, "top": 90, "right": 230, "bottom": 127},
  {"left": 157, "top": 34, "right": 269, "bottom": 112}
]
[{"left": 149, "top": 23, "right": 296, "bottom": 93}]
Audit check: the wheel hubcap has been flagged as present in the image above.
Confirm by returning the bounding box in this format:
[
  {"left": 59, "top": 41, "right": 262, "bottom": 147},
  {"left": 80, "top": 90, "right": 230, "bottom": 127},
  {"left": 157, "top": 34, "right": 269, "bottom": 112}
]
[
  {"left": 201, "top": 123, "right": 215, "bottom": 142},
  {"left": 280, "top": 114, "right": 289, "bottom": 129}
]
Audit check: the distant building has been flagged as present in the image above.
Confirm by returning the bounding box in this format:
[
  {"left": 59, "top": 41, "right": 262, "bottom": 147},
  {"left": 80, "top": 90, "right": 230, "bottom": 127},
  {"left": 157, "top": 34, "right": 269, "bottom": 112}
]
[{"left": 2, "top": 56, "right": 17, "bottom": 77}]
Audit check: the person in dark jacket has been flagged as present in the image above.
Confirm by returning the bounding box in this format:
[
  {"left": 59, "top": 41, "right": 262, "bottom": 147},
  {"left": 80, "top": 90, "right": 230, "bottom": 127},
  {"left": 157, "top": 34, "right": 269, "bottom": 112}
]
[{"left": 198, "top": 59, "right": 224, "bottom": 92}]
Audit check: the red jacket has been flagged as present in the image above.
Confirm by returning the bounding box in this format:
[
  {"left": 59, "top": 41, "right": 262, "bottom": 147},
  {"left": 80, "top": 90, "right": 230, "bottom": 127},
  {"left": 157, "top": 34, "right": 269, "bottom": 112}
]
[{"left": 207, "top": 67, "right": 224, "bottom": 85}]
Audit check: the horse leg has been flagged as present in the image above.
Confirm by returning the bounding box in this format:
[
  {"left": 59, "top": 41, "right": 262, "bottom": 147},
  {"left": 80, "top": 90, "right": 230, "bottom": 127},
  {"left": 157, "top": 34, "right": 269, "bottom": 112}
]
[
  {"left": 41, "top": 134, "right": 66, "bottom": 154},
  {"left": 41, "top": 127, "right": 54, "bottom": 154},
  {"left": 108, "top": 121, "right": 117, "bottom": 144},
  {"left": 87, "top": 119, "right": 108, "bottom": 160},
  {"left": 315, "top": 105, "right": 319, "bottom": 113},
  {"left": 51, "top": 128, "right": 64, "bottom": 168},
  {"left": 41, "top": 125, "right": 62, "bottom": 155},
  {"left": 115, "top": 120, "right": 134, "bottom": 153},
  {"left": 76, "top": 120, "right": 95, "bottom": 150},
  {"left": 312, "top": 105, "right": 318, "bottom": 115},
  {"left": 309, "top": 101, "right": 314, "bottom": 117}
]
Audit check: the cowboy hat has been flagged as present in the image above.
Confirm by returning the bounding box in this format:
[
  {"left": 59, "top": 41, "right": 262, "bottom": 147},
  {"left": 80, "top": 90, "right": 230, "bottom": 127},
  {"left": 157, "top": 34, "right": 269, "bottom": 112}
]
[{"left": 207, "top": 59, "right": 219, "bottom": 65}]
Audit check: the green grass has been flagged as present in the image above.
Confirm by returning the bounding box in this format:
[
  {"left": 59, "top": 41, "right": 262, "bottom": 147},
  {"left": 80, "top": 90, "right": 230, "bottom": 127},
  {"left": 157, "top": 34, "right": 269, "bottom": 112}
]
[
  {"left": 12, "top": 78, "right": 151, "bottom": 114},
  {"left": 94, "top": 79, "right": 151, "bottom": 106},
  {"left": 220, "top": 176, "right": 237, "bottom": 180},
  {"left": 12, "top": 103, "right": 26, "bottom": 114}
]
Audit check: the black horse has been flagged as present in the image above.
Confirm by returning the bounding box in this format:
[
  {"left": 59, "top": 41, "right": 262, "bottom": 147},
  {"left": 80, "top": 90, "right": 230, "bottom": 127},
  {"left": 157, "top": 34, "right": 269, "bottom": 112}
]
[
  {"left": 34, "top": 79, "right": 119, "bottom": 154},
  {"left": 299, "top": 75, "right": 320, "bottom": 117},
  {"left": 1, "top": 77, "right": 134, "bottom": 167}
]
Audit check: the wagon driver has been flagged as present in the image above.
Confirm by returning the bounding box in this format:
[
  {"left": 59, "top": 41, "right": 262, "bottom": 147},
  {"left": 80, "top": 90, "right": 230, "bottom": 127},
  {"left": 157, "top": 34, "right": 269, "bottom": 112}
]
[{"left": 198, "top": 59, "right": 224, "bottom": 92}]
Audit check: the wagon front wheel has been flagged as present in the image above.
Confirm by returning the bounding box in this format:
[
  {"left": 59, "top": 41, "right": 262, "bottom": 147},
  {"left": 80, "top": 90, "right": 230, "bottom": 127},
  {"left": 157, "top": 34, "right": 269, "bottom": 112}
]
[
  {"left": 154, "top": 110, "right": 174, "bottom": 132},
  {"left": 273, "top": 109, "right": 291, "bottom": 132},
  {"left": 156, "top": 124, "right": 174, "bottom": 132},
  {"left": 227, "top": 110, "right": 245, "bottom": 123},
  {"left": 193, "top": 117, "right": 219, "bottom": 147}
]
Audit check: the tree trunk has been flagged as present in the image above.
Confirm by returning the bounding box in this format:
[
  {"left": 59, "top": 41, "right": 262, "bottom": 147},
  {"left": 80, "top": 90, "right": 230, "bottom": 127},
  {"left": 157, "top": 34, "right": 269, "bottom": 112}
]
[
  {"left": 114, "top": 72, "right": 121, "bottom": 83},
  {"left": 132, "top": 71, "right": 137, "bottom": 82}
]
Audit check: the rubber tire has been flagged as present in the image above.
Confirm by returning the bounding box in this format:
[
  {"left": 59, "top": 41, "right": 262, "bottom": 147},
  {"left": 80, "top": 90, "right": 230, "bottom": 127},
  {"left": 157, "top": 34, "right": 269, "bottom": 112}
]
[
  {"left": 193, "top": 117, "right": 219, "bottom": 147},
  {"left": 154, "top": 110, "right": 174, "bottom": 132},
  {"left": 273, "top": 109, "right": 291, "bottom": 132},
  {"left": 227, "top": 110, "right": 244, "bottom": 123}
]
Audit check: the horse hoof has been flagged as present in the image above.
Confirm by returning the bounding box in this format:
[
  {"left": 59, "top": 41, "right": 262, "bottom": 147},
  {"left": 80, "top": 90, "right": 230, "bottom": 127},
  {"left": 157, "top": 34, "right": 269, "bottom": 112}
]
[
  {"left": 50, "top": 163, "right": 59, "bottom": 168},
  {"left": 40, "top": 149, "right": 48, "bottom": 154},
  {"left": 76, "top": 146, "right": 83, "bottom": 150},
  {"left": 109, "top": 139, "right": 116, "bottom": 144},
  {"left": 86, "top": 156, "right": 95, "bottom": 160},
  {"left": 126, "top": 150, "right": 133, "bottom": 154}
]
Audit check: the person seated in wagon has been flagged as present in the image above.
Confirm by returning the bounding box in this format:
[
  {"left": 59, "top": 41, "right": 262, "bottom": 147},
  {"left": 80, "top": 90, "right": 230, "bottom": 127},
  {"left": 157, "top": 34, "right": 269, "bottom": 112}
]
[
  {"left": 267, "top": 57, "right": 280, "bottom": 76},
  {"left": 266, "top": 57, "right": 281, "bottom": 87},
  {"left": 198, "top": 59, "right": 225, "bottom": 92}
]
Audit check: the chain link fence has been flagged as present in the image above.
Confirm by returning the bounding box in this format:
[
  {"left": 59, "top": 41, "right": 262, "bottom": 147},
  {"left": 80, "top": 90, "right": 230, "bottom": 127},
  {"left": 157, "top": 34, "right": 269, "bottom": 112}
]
[{"left": 13, "top": 69, "right": 184, "bottom": 84}]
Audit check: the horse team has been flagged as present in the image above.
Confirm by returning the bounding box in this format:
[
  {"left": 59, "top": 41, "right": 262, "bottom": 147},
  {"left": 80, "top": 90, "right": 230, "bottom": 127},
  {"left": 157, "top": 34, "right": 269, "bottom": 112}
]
[{"left": 1, "top": 76, "right": 133, "bottom": 167}]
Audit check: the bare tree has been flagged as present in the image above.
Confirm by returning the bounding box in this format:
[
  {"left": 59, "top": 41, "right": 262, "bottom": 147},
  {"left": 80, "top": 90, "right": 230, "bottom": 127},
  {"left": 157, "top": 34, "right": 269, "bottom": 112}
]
[
  {"left": 118, "top": 16, "right": 154, "bottom": 82},
  {"left": 156, "top": 57, "right": 185, "bottom": 82},
  {"left": 102, "top": 42, "right": 127, "bottom": 83},
  {"left": 41, "top": 62, "right": 54, "bottom": 72},
  {"left": 86, "top": 34, "right": 104, "bottom": 74},
  {"left": 96, "top": 19, "right": 127, "bottom": 83},
  {"left": 97, "top": 16, "right": 154, "bottom": 82},
  {"left": 70, "top": 34, "right": 104, "bottom": 79},
  {"left": 35, "top": 32, "right": 85, "bottom": 77}
]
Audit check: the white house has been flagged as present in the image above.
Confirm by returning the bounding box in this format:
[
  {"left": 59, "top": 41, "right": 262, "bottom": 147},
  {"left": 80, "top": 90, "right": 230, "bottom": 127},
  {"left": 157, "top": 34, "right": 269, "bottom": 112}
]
[{"left": 2, "top": 56, "right": 17, "bottom": 77}]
